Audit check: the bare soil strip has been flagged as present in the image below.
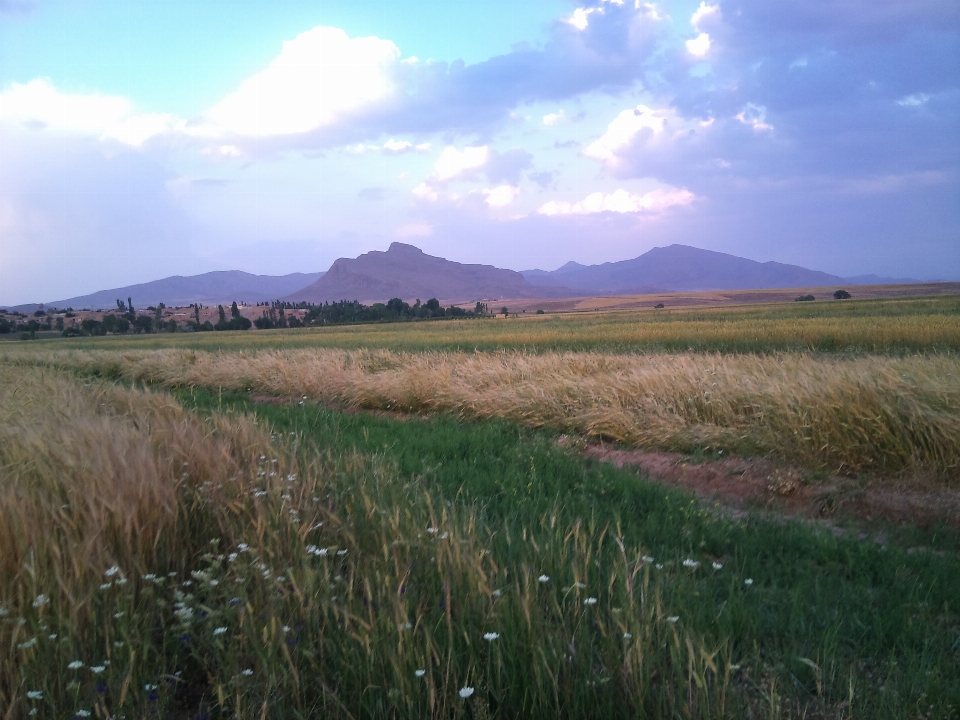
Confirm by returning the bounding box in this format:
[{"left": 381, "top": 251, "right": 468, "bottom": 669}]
[{"left": 580, "top": 442, "right": 960, "bottom": 531}]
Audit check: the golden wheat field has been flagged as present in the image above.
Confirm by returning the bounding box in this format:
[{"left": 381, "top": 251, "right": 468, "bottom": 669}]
[{"left": 5, "top": 346, "right": 959, "bottom": 478}]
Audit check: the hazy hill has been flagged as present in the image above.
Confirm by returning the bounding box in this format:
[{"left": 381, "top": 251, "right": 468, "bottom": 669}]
[
  {"left": 36, "top": 271, "right": 325, "bottom": 311},
  {"left": 522, "top": 244, "right": 850, "bottom": 294},
  {"left": 285, "top": 243, "right": 554, "bottom": 304}
]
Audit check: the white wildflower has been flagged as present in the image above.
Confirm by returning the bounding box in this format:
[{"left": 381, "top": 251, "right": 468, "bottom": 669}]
[
  {"left": 27, "top": 690, "right": 42, "bottom": 699},
  {"left": 666, "top": 616, "right": 679, "bottom": 623},
  {"left": 90, "top": 665, "right": 106, "bottom": 673},
  {"left": 584, "top": 597, "right": 598, "bottom": 605},
  {"left": 730, "top": 664, "right": 741, "bottom": 670},
  {"left": 642, "top": 556, "right": 655, "bottom": 563},
  {"left": 538, "top": 575, "right": 550, "bottom": 583},
  {"left": 75, "top": 711, "right": 91, "bottom": 717},
  {"left": 99, "top": 583, "right": 112, "bottom": 590},
  {"left": 427, "top": 527, "right": 438, "bottom": 534},
  {"left": 492, "top": 589, "right": 502, "bottom": 597},
  {"left": 459, "top": 686, "right": 475, "bottom": 698},
  {"left": 683, "top": 559, "right": 699, "bottom": 568},
  {"left": 68, "top": 661, "right": 84, "bottom": 670},
  {"left": 32, "top": 594, "right": 49, "bottom": 608},
  {"left": 48, "top": 633, "right": 57, "bottom": 640},
  {"left": 623, "top": 633, "right": 633, "bottom": 639},
  {"left": 712, "top": 562, "right": 723, "bottom": 570},
  {"left": 18, "top": 638, "right": 37, "bottom": 649},
  {"left": 213, "top": 627, "right": 227, "bottom": 636},
  {"left": 242, "top": 669, "right": 253, "bottom": 676},
  {"left": 744, "top": 578, "right": 754, "bottom": 585},
  {"left": 104, "top": 566, "right": 120, "bottom": 577},
  {"left": 336, "top": 549, "right": 348, "bottom": 556},
  {"left": 415, "top": 669, "right": 426, "bottom": 677},
  {"left": 483, "top": 632, "right": 500, "bottom": 641}
]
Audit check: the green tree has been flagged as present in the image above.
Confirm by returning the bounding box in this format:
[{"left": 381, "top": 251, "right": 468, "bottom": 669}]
[
  {"left": 153, "top": 302, "right": 166, "bottom": 329},
  {"left": 834, "top": 289, "right": 851, "bottom": 299},
  {"left": 230, "top": 301, "right": 241, "bottom": 319}
]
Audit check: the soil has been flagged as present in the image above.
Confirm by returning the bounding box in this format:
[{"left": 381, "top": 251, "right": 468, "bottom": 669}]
[{"left": 573, "top": 439, "right": 960, "bottom": 531}]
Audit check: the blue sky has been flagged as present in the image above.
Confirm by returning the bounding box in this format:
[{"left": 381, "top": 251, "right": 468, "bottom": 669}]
[{"left": 1, "top": 0, "right": 958, "bottom": 304}]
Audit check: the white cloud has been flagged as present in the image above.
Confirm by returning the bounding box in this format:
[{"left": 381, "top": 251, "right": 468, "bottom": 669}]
[
  {"left": 686, "top": 2, "right": 719, "bottom": 57},
  {"left": 483, "top": 185, "right": 520, "bottom": 208},
  {"left": 538, "top": 187, "right": 694, "bottom": 216},
  {"left": 0, "top": 78, "right": 180, "bottom": 146},
  {"left": 567, "top": 8, "right": 596, "bottom": 31},
  {"left": 691, "top": 2, "right": 720, "bottom": 30},
  {"left": 686, "top": 33, "right": 711, "bottom": 57},
  {"left": 383, "top": 139, "right": 412, "bottom": 153},
  {"left": 434, "top": 145, "right": 488, "bottom": 181},
  {"left": 543, "top": 110, "right": 566, "bottom": 126},
  {"left": 206, "top": 26, "right": 400, "bottom": 137},
  {"left": 583, "top": 105, "right": 667, "bottom": 164},
  {"left": 412, "top": 183, "right": 439, "bottom": 201},
  {"left": 897, "top": 93, "right": 930, "bottom": 107},
  {"left": 344, "top": 138, "right": 431, "bottom": 155},
  {"left": 735, "top": 103, "right": 773, "bottom": 131}
]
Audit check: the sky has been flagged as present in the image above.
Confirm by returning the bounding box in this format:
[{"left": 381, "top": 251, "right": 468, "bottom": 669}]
[{"left": 1, "top": 0, "right": 958, "bottom": 304}]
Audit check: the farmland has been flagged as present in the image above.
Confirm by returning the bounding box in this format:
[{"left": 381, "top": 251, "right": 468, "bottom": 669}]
[{"left": 1, "top": 295, "right": 959, "bottom": 718}]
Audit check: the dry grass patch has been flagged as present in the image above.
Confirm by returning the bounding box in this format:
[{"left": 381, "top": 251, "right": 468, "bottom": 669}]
[{"left": 7, "top": 348, "right": 959, "bottom": 479}]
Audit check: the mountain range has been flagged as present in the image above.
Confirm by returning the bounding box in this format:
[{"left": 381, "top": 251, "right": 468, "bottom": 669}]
[
  {"left": 284, "top": 243, "right": 566, "bottom": 305},
  {"left": 4, "top": 244, "right": 922, "bottom": 311},
  {"left": 22, "top": 271, "right": 325, "bottom": 312}
]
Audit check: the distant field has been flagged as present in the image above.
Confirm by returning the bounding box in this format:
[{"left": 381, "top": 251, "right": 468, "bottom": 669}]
[{"left": 9, "top": 295, "right": 960, "bottom": 354}]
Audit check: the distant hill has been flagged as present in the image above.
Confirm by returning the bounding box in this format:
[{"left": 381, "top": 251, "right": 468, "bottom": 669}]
[
  {"left": 522, "top": 244, "right": 853, "bottom": 294},
  {"left": 31, "top": 271, "right": 325, "bottom": 311},
  {"left": 285, "top": 243, "right": 559, "bottom": 304}
]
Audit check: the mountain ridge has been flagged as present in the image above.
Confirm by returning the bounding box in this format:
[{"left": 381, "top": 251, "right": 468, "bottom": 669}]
[
  {"left": 9, "top": 270, "right": 325, "bottom": 312},
  {"left": 3, "top": 244, "right": 925, "bottom": 312}
]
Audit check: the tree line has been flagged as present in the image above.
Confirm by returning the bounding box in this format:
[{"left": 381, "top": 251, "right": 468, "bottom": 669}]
[{"left": 3, "top": 297, "right": 490, "bottom": 339}]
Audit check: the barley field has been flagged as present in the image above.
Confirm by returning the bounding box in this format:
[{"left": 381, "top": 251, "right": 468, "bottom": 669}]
[
  {"left": 2, "top": 365, "right": 959, "bottom": 718},
  {"left": 7, "top": 346, "right": 959, "bottom": 478},
  {"left": 2, "top": 296, "right": 959, "bottom": 718}
]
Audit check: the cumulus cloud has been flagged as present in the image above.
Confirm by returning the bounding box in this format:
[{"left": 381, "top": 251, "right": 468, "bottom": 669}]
[
  {"left": 583, "top": 105, "right": 668, "bottom": 164},
  {"left": 483, "top": 185, "right": 520, "bottom": 208},
  {"left": 0, "top": 78, "right": 181, "bottom": 146},
  {"left": 686, "top": 33, "right": 711, "bottom": 57},
  {"left": 543, "top": 109, "right": 565, "bottom": 125},
  {"left": 206, "top": 27, "right": 399, "bottom": 137},
  {"left": 566, "top": 8, "right": 597, "bottom": 31},
  {"left": 538, "top": 187, "right": 694, "bottom": 216},
  {"left": 734, "top": 103, "right": 773, "bottom": 131},
  {"left": 434, "top": 146, "right": 489, "bottom": 181}
]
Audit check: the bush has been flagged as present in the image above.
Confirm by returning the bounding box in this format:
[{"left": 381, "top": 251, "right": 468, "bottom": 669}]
[
  {"left": 0, "top": 318, "right": 10, "bottom": 334},
  {"left": 536, "top": 309, "right": 545, "bottom": 314},
  {"left": 834, "top": 289, "right": 851, "bottom": 299},
  {"left": 795, "top": 295, "right": 816, "bottom": 302},
  {"left": 654, "top": 303, "right": 665, "bottom": 309}
]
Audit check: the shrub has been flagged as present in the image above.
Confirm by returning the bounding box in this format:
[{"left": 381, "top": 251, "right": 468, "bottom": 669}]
[
  {"left": 795, "top": 295, "right": 815, "bottom": 302},
  {"left": 834, "top": 289, "right": 851, "bottom": 299}
]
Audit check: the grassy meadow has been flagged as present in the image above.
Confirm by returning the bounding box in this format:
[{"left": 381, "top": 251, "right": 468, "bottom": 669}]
[{"left": 2, "top": 295, "right": 959, "bottom": 718}]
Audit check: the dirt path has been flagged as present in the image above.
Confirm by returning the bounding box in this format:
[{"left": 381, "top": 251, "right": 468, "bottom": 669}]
[{"left": 579, "top": 441, "right": 960, "bottom": 531}]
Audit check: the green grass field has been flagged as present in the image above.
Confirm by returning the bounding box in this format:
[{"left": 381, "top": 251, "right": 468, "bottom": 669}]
[{"left": 2, "top": 296, "right": 959, "bottom": 718}]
